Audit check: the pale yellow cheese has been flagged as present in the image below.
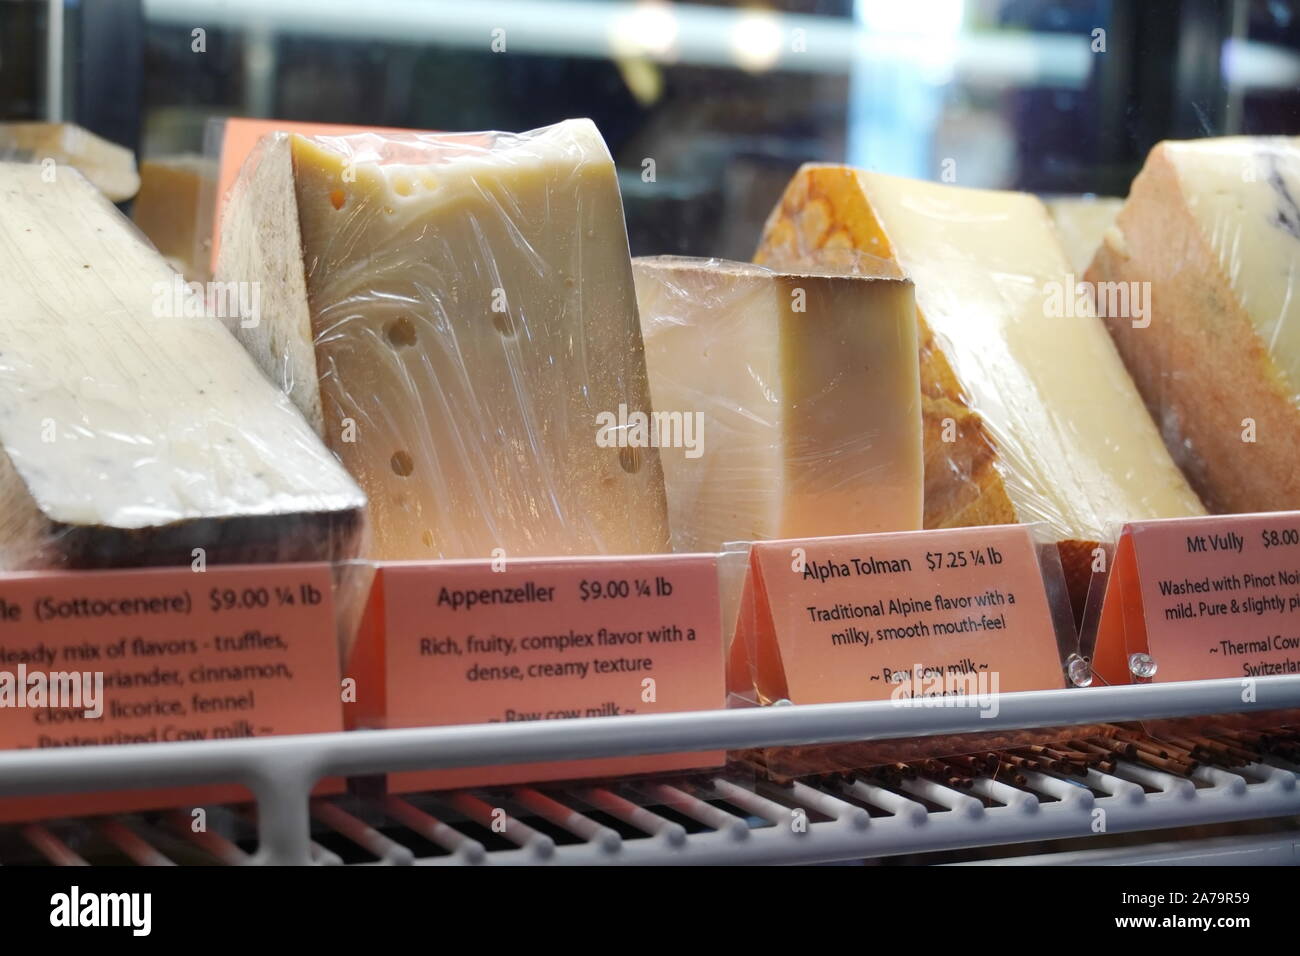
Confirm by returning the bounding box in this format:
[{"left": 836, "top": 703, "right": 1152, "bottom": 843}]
[
  {"left": 1156, "top": 139, "right": 1300, "bottom": 388},
  {"left": 1086, "top": 136, "right": 1300, "bottom": 513},
  {"left": 132, "top": 154, "right": 216, "bottom": 281},
  {"left": 632, "top": 256, "right": 922, "bottom": 552},
  {"left": 0, "top": 122, "right": 139, "bottom": 202},
  {"left": 1046, "top": 196, "right": 1123, "bottom": 275},
  {"left": 217, "top": 120, "right": 669, "bottom": 559},
  {"left": 0, "top": 162, "right": 365, "bottom": 569},
  {"left": 757, "top": 166, "right": 1205, "bottom": 604}
]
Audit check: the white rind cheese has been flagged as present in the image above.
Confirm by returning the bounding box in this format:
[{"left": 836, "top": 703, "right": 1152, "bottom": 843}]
[
  {"left": 0, "top": 123, "right": 140, "bottom": 202},
  {"left": 0, "top": 162, "right": 365, "bottom": 568}
]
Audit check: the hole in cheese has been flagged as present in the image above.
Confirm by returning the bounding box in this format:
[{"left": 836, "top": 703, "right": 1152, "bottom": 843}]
[
  {"left": 618, "top": 445, "right": 642, "bottom": 474},
  {"left": 390, "top": 450, "right": 414, "bottom": 476},
  {"left": 385, "top": 317, "right": 417, "bottom": 348}
]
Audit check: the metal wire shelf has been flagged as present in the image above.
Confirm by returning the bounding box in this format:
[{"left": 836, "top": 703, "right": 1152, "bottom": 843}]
[{"left": 1, "top": 676, "right": 1297, "bottom": 865}]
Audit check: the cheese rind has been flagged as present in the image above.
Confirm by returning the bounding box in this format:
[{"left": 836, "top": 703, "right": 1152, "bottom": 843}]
[
  {"left": 632, "top": 256, "right": 922, "bottom": 552},
  {"left": 1086, "top": 136, "right": 1300, "bottom": 513},
  {"left": 756, "top": 165, "right": 1205, "bottom": 599},
  {"left": 0, "top": 162, "right": 366, "bottom": 569},
  {"left": 218, "top": 121, "right": 670, "bottom": 559},
  {"left": 0, "top": 122, "right": 139, "bottom": 202}
]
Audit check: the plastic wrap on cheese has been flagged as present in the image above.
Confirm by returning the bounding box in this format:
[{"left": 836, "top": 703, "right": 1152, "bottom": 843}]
[
  {"left": 1086, "top": 136, "right": 1300, "bottom": 515},
  {"left": 756, "top": 165, "right": 1206, "bottom": 607},
  {"left": 0, "top": 161, "right": 367, "bottom": 570},
  {"left": 216, "top": 119, "right": 670, "bottom": 560},
  {"left": 631, "top": 256, "right": 923, "bottom": 553}
]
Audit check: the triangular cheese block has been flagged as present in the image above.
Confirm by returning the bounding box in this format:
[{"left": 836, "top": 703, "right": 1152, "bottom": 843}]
[
  {"left": 0, "top": 162, "right": 364, "bottom": 568},
  {"left": 756, "top": 165, "right": 1205, "bottom": 606},
  {"left": 633, "top": 255, "right": 922, "bottom": 552},
  {"left": 1087, "top": 136, "right": 1300, "bottom": 513},
  {"left": 217, "top": 120, "right": 669, "bottom": 559}
]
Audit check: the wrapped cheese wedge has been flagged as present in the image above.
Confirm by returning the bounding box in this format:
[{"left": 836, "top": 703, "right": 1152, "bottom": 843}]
[
  {"left": 756, "top": 165, "right": 1205, "bottom": 604},
  {"left": 0, "top": 122, "right": 139, "bottom": 202},
  {"left": 0, "top": 162, "right": 365, "bottom": 569},
  {"left": 217, "top": 120, "right": 669, "bottom": 559},
  {"left": 1086, "top": 136, "right": 1300, "bottom": 514},
  {"left": 632, "top": 256, "right": 922, "bottom": 552}
]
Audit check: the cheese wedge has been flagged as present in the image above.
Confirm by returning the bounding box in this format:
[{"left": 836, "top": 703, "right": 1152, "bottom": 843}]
[
  {"left": 632, "top": 256, "right": 922, "bottom": 552},
  {"left": 1046, "top": 196, "right": 1123, "bottom": 275},
  {"left": 1087, "top": 137, "right": 1300, "bottom": 514},
  {"left": 217, "top": 120, "right": 669, "bottom": 559},
  {"left": 756, "top": 165, "right": 1205, "bottom": 602},
  {"left": 0, "top": 162, "right": 365, "bottom": 569},
  {"left": 132, "top": 154, "right": 216, "bottom": 280},
  {"left": 0, "top": 122, "right": 139, "bottom": 202}
]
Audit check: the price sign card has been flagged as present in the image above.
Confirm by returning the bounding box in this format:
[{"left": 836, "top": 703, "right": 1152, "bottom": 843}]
[
  {"left": 348, "top": 554, "right": 726, "bottom": 791},
  {"left": 731, "top": 526, "right": 1071, "bottom": 705},
  {"left": 1089, "top": 512, "right": 1300, "bottom": 685},
  {"left": 0, "top": 564, "right": 345, "bottom": 822}
]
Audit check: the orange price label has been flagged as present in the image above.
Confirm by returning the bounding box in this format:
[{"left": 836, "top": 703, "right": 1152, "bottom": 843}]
[
  {"left": 1089, "top": 513, "right": 1300, "bottom": 685},
  {"left": 348, "top": 554, "right": 726, "bottom": 790},
  {"left": 0, "top": 564, "right": 345, "bottom": 822},
  {"left": 732, "top": 526, "right": 1071, "bottom": 705}
]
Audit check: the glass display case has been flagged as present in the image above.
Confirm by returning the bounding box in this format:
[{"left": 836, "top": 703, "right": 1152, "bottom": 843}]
[
  {"left": 6, "top": 0, "right": 1300, "bottom": 258},
  {"left": 1, "top": 0, "right": 1299, "bottom": 882}
]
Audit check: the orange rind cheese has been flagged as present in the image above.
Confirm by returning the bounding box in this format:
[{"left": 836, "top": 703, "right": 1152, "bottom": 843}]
[{"left": 757, "top": 165, "right": 1205, "bottom": 607}]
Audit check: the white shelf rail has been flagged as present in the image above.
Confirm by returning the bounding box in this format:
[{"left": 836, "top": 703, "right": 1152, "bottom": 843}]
[{"left": 1, "top": 676, "right": 1298, "bottom": 864}]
